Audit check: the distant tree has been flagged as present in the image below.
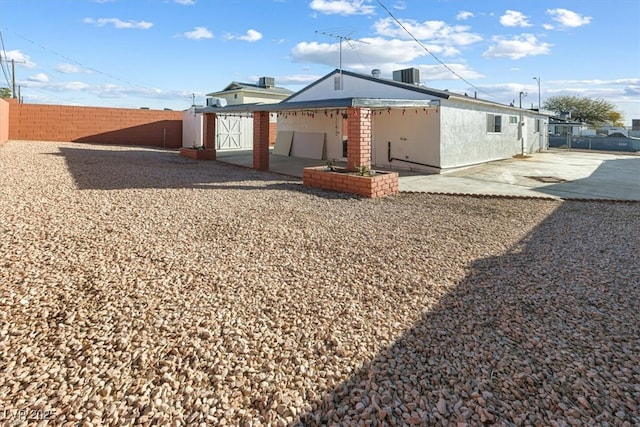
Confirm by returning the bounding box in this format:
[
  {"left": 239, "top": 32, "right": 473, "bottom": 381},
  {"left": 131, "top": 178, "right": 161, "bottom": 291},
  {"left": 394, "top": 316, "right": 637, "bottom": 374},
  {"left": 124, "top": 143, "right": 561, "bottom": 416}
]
[
  {"left": 0, "top": 87, "right": 11, "bottom": 99},
  {"left": 543, "top": 95, "right": 624, "bottom": 127}
]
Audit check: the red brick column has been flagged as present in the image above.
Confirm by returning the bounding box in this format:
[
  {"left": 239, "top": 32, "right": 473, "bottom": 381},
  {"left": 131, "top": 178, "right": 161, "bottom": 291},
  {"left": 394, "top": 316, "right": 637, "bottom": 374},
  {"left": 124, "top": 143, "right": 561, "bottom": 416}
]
[
  {"left": 347, "top": 107, "right": 372, "bottom": 170},
  {"left": 203, "top": 113, "right": 217, "bottom": 151},
  {"left": 253, "top": 111, "right": 270, "bottom": 171}
]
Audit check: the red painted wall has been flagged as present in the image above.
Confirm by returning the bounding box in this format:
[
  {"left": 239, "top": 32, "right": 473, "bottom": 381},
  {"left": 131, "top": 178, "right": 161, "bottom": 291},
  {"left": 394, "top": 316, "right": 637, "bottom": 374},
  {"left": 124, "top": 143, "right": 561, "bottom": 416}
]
[{"left": 8, "top": 102, "right": 183, "bottom": 148}]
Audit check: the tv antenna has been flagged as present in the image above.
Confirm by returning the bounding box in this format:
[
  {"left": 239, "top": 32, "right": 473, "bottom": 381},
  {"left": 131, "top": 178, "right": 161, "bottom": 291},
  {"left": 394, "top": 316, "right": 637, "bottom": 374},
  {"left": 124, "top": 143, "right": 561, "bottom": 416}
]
[{"left": 315, "top": 30, "right": 369, "bottom": 90}]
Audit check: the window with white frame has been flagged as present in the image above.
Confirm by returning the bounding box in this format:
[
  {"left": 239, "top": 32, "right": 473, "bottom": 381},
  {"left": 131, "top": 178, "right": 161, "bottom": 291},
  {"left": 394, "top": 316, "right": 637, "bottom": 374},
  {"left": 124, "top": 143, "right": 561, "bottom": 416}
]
[
  {"left": 487, "top": 114, "right": 502, "bottom": 133},
  {"left": 509, "top": 116, "right": 518, "bottom": 125},
  {"left": 535, "top": 119, "right": 541, "bottom": 132}
]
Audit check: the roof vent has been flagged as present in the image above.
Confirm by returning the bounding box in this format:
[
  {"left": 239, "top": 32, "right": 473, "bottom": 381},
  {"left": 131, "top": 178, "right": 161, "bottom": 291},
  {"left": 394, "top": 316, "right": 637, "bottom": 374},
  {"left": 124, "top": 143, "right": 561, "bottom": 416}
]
[
  {"left": 371, "top": 69, "right": 381, "bottom": 78},
  {"left": 393, "top": 67, "right": 420, "bottom": 85},
  {"left": 258, "top": 77, "right": 275, "bottom": 88}
]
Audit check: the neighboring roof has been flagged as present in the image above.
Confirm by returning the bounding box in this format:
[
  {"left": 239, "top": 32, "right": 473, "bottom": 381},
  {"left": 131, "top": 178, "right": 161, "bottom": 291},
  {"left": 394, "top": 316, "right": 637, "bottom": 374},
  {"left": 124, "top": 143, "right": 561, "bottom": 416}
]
[
  {"left": 549, "top": 116, "right": 586, "bottom": 125},
  {"left": 206, "top": 81, "right": 293, "bottom": 97}
]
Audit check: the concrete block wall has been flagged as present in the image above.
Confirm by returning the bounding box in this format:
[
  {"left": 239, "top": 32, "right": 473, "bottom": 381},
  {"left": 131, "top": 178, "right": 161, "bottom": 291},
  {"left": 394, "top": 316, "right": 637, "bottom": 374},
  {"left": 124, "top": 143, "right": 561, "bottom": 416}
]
[{"left": 8, "top": 102, "right": 183, "bottom": 148}]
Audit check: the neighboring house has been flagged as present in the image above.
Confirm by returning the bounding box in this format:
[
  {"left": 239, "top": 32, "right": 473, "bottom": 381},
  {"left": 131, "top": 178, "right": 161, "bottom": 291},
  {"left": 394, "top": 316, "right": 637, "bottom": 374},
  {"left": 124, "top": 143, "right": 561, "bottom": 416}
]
[
  {"left": 549, "top": 116, "right": 592, "bottom": 136},
  {"left": 205, "top": 77, "right": 293, "bottom": 107},
  {"left": 183, "top": 77, "right": 291, "bottom": 150}
]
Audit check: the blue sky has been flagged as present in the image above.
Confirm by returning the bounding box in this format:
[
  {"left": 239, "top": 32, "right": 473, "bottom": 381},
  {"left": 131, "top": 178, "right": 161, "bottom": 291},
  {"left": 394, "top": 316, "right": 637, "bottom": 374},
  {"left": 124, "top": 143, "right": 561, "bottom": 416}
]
[{"left": 1, "top": 0, "right": 639, "bottom": 124}]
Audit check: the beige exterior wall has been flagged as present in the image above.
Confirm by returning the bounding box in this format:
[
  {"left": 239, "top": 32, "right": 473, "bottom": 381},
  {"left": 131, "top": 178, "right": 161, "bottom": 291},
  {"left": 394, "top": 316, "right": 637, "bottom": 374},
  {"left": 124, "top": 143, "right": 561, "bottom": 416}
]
[{"left": 373, "top": 108, "right": 441, "bottom": 171}]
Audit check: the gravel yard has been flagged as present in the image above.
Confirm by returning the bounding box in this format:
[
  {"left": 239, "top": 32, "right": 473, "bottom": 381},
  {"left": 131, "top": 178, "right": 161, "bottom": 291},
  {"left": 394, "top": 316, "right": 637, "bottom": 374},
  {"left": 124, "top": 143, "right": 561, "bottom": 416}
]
[{"left": 1, "top": 140, "right": 638, "bottom": 426}]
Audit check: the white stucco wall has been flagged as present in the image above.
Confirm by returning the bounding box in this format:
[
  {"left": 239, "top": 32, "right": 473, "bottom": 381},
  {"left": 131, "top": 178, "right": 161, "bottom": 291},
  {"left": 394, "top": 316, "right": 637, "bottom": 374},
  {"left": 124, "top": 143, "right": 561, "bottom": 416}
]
[
  {"left": 373, "top": 108, "right": 441, "bottom": 171},
  {"left": 182, "top": 108, "right": 203, "bottom": 148},
  {"left": 438, "top": 99, "right": 548, "bottom": 169},
  {"left": 523, "top": 116, "right": 548, "bottom": 153}
]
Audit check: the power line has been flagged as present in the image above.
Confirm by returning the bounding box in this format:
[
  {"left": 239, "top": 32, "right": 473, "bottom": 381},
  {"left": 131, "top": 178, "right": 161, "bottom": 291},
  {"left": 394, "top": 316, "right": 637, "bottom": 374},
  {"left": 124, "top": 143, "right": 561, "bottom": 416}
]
[
  {"left": 0, "top": 31, "right": 12, "bottom": 88},
  {"left": 375, "top": 0, "right": 494, "bottom": 99},
  {"left": 5, "top": 29, "right": 165, "bottom": 93}
]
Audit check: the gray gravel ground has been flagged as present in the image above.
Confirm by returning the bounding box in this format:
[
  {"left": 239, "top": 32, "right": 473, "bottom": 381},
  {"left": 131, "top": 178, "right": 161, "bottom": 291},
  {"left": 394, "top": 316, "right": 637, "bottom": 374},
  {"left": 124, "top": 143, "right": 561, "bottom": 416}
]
[{"left": 1, "top": 141, "right": 638, "bottom": 426}]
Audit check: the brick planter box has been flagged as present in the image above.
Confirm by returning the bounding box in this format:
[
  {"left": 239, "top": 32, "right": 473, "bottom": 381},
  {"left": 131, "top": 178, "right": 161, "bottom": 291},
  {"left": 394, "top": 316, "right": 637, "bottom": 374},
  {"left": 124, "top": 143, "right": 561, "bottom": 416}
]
[
  {"left": 303, "top": 166, "right": 399, "bottom": 198},
  {"left": 179, "top": 148, "right": 217, "bottom": 160}
]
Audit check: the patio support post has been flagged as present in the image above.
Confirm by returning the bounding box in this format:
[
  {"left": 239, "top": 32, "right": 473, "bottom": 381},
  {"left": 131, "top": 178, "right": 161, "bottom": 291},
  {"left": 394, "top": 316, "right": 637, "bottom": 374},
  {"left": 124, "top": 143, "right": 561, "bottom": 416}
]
[
  {"left": 346, "top": 107, "right": 372, "bottom": 170},
  {"left": 253, "top": 111, "right": 270, "bottom": 171},
  {"left": 203, "top": 113, "right": 217, "bottom": 156}
]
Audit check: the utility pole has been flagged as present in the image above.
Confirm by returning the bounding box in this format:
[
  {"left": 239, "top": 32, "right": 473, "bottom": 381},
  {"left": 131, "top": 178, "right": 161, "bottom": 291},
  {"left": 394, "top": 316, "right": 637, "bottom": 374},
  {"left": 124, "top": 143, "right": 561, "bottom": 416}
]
[
  {"left": 314, "top": 31, "right": 369, "bottom": 90},
  {"left": 1, "top": 57, "right": 26, "bottom": 98},
  {"left": 12, "top": 60, "right": 16, "bottom": 98}
]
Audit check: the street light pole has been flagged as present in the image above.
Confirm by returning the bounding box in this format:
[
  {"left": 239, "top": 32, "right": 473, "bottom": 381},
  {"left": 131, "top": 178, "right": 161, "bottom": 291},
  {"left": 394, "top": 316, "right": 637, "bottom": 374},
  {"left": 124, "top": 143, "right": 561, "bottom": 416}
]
[{"left": 532, "top": 77, "right": 541, "bottom": 110}]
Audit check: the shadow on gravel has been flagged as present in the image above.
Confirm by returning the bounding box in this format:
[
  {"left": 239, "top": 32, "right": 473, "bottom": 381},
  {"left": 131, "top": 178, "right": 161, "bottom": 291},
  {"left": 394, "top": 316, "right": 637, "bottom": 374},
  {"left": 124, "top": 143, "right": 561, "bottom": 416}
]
[
  {"left": 297, "top": 201, "right": 640, "bottom": 425},
  {"left": 53, "top": 145, "right": 359, "bottom": 200}
]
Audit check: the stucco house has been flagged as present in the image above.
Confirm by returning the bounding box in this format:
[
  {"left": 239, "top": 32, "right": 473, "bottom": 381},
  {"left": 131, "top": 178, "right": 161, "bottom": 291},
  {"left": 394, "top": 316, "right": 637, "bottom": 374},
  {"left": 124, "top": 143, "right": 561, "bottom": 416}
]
[
  {"left": 270, "top": 68, "right": 550, "bottom": 172},
  {"left": 205, "top": 77, "right": 293, "bottom": 107},
  {"left": 194, "top": 68, "right": 551, "bottom": 179}
]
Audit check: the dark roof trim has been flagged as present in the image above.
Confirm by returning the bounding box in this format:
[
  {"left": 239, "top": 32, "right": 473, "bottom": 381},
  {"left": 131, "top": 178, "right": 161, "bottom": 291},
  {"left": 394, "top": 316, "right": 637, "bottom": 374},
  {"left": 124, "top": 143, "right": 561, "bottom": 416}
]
[
  {"left": 198, "top": 98, "right": 441, "bottom": 114},
  {"left": 282, "top": 69, "right": 452, "bottom": 102}
]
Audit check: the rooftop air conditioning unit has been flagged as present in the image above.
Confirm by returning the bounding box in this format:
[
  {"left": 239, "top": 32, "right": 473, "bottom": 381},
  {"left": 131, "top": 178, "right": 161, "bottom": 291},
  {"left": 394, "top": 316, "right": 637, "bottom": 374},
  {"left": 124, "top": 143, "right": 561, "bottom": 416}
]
[
  {"left": 258, "top": 77, "right": 275, "bottom": 88},
  {"left": 393, "top": 68, "right": 420, "bottom": 85},
  {"left": 206, "top": 97, "right": 227, "bottom": 107}
]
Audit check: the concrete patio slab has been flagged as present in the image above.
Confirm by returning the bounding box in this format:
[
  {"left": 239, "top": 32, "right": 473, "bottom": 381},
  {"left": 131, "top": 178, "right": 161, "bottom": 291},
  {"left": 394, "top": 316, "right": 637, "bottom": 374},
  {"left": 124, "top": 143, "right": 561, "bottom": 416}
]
[{"left": 215, "top": 149, "right": 640, "bottom": 201}]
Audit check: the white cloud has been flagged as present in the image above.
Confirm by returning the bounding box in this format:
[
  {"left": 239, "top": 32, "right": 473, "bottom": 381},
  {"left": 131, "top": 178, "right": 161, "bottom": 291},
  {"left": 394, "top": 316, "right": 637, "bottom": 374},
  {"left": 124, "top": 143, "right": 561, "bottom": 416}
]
[
  {"left": 83, "top": 17, "right": 153, "bottom": 29},
  {"left": 373, "top": 18, "right": 482, "bottom": 46},
  {"left": 393, "top": 1, "right": 406, "bottom": 10},
  {"left": 269, "top": 74, "right": 321, "bottom": 86},
  {"left": 182, "top": 26, "right": 213, "bottom": 40},
  {"left": 55, "top": 63, "right": 88, "bottom": 74},
  {"left": 500, "top": 10, "right": 532, "bottom": 27},
  {"left": 418, "top": 63, "right": 484, "bottom": 81},
  {"left": 28, "top": 73, "right": 49, "bottom": 82},
  {"left": 549, "top": 78, "right": 640, "bottom": 86},
  {"left": 483, "top": 34, "right": 552, "bottom": 59},
  {"left": 174, "top": 0, "right": 195, "bottom": 4},
  {"left": 456, "top": 11, "right": 474, "bottom": 21},
  {"left": 21, "top": 80, "right": 91, "bottom": 92},
  {"left": 225, "top": 29, "right": 263, "bottom": 42},
  {"left": 292, "top": 36, "right": 470, "bottom": 74},
  {"left": 546, "top": 8, "right": 592, "bottom": 28},
  {"left": 309, "top": 0, "right": 375, "bottom": 16},
  {"left": 1, "top": 50, "right": 37, "bottom": 68}
]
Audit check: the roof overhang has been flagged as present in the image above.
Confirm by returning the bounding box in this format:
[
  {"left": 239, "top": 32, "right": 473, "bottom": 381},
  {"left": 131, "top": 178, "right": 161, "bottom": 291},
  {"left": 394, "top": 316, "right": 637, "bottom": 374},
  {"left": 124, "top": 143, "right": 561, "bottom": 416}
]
[{"left": 199, "top": 97, "right": 441, "bottom": 114}]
